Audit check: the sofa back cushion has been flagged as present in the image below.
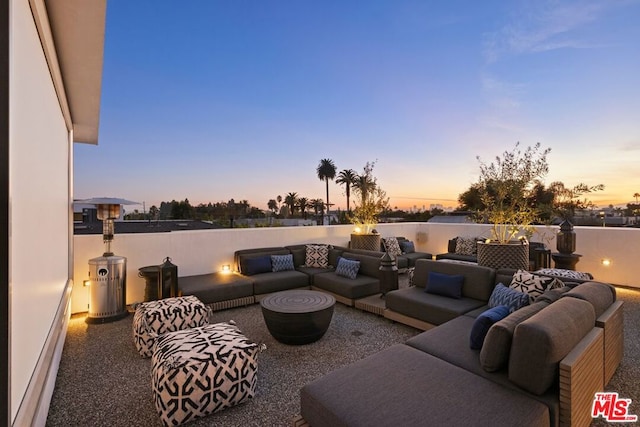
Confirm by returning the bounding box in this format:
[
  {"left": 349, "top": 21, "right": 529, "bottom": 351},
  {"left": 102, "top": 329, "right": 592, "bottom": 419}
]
[
  {"left": 235, "top": 247, "right": 289, "bottom": 274},
  {"left": 342, "top": 252, "right": 379, "bottom": 278},
  {"left": 562, "top": 281, "right": 616, "bottom": 318},
  {"left": 508, "top": 297, "right": 595, "bottom": 395},
  {"left": 480, "top": 301, "right": 549, "bottom": 372},
  {"left": 413, "top": 260, "right": 496, "bottom": 301}
]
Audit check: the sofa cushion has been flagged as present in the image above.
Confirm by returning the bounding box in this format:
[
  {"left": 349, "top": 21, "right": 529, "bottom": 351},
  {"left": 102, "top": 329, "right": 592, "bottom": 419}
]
[
  {"left": 509, "top": 297, "right": 595, "bottom": 395},
  {"left": 399, "top": 240, "right": 415, "bottom": 253},
  {"left": 535, "top": 268, "right": 593, "bottom": 281},
  {"left": 509, "top": 270, "right": 564, "bottom": 303},
  {"left": 251, "top": 270, "right": 310, "bottom": 295},
  {"left": 488, "top": 284, "right": 529, "bottom": 313},
  {"left": 382, "top": 237, "right": 403, "bottom": 257},
  {"left": 534, "top": 286, "right": 572, "bottom": 304},
  {"left": 300, "top": 344, "right": 550, "bottom": 427},
  {"left": 455, "top": 236, "right": 478, "bottom": 255},
  {"left": 305, "top": 244, "right": 329, "bottom": 268},
  {"left": 313, "top": 271, "right": 379, "bottom": 300},
  {"left": 413, "top": 260, "right": 495, "bottom": 301},
  {"left": 470, "top": 306, "right": 510, "bottom": 350},
  {"left": 480, "top": 301, "right": 549, "bottom": 372},
  {"left": 425, "top": 272, "right": 464, "bottom": 299},
  {"left": 562, "top": 281, "right": 616, "bottom": 318},
  {"left": 335, "top": 257, "right": 360, "bottom": 280},
  {"left": 271, "top": 254, "right": 295, "bottom": 272},
  {"left": 243, "top": 255, "right": 272, "bottom": 276}
]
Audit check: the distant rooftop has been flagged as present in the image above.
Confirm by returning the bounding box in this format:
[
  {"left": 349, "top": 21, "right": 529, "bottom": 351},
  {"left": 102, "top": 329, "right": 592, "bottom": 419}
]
[{"left": 73, "top": 220, "right": 224, "bottom": 235}]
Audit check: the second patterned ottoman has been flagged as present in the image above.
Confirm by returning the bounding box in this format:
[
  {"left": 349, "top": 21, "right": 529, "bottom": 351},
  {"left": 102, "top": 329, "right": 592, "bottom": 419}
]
[{"left": 151, "top": 321, "right": 266, "bottom": 426}]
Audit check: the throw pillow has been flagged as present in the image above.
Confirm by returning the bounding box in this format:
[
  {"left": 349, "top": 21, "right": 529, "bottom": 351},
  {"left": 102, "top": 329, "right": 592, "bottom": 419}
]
[
  {"left": 271, "top": 254, "right": 295, "bottom": 272},
  {"left": 383, "top": 237, "right": 403, "bottom": 257},
  {"left": 455, "top": 237, "right": 477, "bottom": 256},
  {"left": 399, "top": 240, "right": 415, "bottom": 254},
  {"left": 335, "top": 257, "right": 360, "bottom": 280},
  {"left": 425, "top": 272, "right": 464, "bottom": 299},
  {"left": 509, "top": 270, "right": 565, "bottom": 303},
  {"left": 488, "top": 283, "right": 529, "bottom": 313},
  {"left": 535, "top": 268, "right": 593, "bottom": 281},
  {"left": 469, "top": 305, "right": 510, "bottom": 350},
  {"left": 243, "top": 256, "right": 272, "bottom": 276},
  {"left": 305, "top": 244, "right": 329, "bottom": 268}
]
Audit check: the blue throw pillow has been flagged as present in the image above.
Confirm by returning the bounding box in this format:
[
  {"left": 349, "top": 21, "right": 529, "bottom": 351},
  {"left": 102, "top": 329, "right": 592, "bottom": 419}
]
[
  {"left": 469, "top": 305, "right": 511, "bottom": 349},
  {"left": 488, "top": 283, "right": 529, "bottom": 313},
  {"left": 271, "top": 254, "right": 295, "bottom": 272},
  {"left": 400, "top": 240, "right": 415, "bottom": 254},
  {"left": 243, "top": 255, "right": 272, "bottom": 275},
  {"left": 425, "top": 272, "right": 464, "bottom": 299},
  {"left": 335, "top": 257, "right": 360, "bottom": 280}
]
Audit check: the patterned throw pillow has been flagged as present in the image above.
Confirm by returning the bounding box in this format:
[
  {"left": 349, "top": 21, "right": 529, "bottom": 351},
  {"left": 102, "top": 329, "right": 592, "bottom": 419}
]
[
  {"left": 305, "top": 244, "right": 329, "bottom": 268},
  {"left": 509, "top": 270, "right": 565, "bottom": 303},
  {"left": 271, "top": 254, "right": 295, "bottom": 272},
  {"left": 383, "top": 237, "right": 403, "bottom": 257},
  {"left": 535, "top": 268, "right": 593, "bottom": 281},
  {"left": 335, "top": 257, "right": 360, "bottom": 279},
  {"left": 488, "top": 283, "right": 529, "bottom": 313},
  {"left": 455, "top": 237, "right": 477, "bottom": 256}
]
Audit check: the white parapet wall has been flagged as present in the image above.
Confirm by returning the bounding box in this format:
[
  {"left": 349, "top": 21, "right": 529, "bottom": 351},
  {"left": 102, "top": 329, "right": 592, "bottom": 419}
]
[{"left": 72, "top": 222, "right": 639, "bottom": 314}]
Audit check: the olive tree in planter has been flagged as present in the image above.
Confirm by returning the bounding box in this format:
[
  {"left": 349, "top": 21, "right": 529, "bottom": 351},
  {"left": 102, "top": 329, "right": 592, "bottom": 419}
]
[
  {"left": 349, "top": 161, "right": 390, "bottom": 251},
  {"left": 475, "top": 142, "right": 551, "bottom": 270}
]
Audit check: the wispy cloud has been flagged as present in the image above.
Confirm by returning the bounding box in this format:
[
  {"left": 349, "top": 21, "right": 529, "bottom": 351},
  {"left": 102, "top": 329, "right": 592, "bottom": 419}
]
[{"left": 483, "top": 0, "right": 613, "bottom": 62}]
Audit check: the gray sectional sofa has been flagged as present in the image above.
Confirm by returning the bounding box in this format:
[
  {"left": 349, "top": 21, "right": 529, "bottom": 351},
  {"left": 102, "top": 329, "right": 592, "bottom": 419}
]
[
  {"left": 299, "top": 259, "right": 624, "bottom": 427},
  {"left": 180, "top": 244, "right": 393, "bottom": 308}
]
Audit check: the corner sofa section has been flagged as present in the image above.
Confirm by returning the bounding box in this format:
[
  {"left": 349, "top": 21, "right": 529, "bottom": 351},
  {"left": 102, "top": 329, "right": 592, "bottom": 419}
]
[{"left": 300, "top": 261, "right": 622, "bottom": 427}]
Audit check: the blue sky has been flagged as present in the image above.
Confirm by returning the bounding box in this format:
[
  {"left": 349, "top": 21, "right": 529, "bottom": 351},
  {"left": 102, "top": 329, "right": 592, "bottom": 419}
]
[{"left": 74, "top": 0, "right": 640, "bottom": 212}]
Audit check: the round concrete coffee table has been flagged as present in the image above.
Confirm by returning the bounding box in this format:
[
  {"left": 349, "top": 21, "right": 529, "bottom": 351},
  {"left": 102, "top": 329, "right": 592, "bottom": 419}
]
[{"left": 260, "top": 290, "right": 335, "bottom": 345}]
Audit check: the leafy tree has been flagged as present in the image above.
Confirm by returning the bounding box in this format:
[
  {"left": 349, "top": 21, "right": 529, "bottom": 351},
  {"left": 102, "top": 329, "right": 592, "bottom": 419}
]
[
  {"left": 267, "top": 199, "right": 278, "bottom": 215},
  {"left": 350, "top": 161, "right": 389, "bottom": 229},
  {"left": 316, "top": 158, "right": 337, "bottom": 216},
  {"left": 336, "top": 169, "right": 357, "bottom": 213},
  {"left": 549, "top": 182, "right": 604, "bottom": 221},
  {"left": 476, "top": 142, "right": 551, "bottom": 242}
]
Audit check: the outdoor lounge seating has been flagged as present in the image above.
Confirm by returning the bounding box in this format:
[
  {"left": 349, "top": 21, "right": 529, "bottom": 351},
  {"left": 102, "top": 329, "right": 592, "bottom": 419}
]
[{"left": 299, "top": 259, "right": 623, "bottom": 427}]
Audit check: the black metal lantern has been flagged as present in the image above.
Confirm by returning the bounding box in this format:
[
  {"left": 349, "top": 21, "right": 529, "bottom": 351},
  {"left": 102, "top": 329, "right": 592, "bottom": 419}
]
[
  {"left": 379, "top": 252, "right": 398, "bottom": 296},
  {"left": 158, "top": 257, "right": 179, "bottom": 299}
]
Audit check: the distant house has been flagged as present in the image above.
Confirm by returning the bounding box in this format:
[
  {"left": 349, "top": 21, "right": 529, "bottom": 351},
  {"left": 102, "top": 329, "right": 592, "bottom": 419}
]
[{"left": 428, "top": 214, "right": 473, "bottom": 224}]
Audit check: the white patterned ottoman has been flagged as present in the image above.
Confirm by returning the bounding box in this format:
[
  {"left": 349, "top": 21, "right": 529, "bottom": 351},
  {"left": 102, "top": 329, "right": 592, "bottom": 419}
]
[
  {"left": 133, "top": 296, "right": 210, "bottom": 358},
  {"left": 151, "top": 322, "right": 266, "bottom": 426}
]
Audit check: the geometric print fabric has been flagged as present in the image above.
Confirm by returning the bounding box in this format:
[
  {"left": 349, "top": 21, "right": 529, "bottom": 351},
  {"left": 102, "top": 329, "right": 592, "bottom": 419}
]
[
  {"left": 151, "top": 322, "right": 266, "bottom": 426},
  {"left": 383, "top": 237, "right": 403, "bottom": 258},
  {"left": 488, "top": 283, "right": 530, "bottom": 313},
  {"left": 335, "top": 257, "right": 360, "bottom": 280},
  {"left": 133, "top": 295, "right": 210, "bottom": 358},
  {"left": 305, "top": 244, "right": 329, "bottom": 268},
  {"left": 271, "top": 254, "right": 295, "bottom": 272},
  {"left": 455, "top": 236, "right": 478, "bottom": 256},
  {"left": 509, "top": 270, "right": 564, "bottom": 303}
]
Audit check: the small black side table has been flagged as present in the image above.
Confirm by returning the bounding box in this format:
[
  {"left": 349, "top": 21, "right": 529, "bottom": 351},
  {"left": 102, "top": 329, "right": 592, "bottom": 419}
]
[{"left": 551, "top": 253, "right": 581, "bottom": 270}]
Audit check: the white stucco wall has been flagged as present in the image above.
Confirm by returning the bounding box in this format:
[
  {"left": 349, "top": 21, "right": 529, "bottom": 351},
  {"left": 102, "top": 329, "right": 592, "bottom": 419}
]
[
  {"left": 10, "top": 0, "right": 72, "bottom": 420},
  {"left": 72, "top": 222, "right": 638, "bottom": 314}
]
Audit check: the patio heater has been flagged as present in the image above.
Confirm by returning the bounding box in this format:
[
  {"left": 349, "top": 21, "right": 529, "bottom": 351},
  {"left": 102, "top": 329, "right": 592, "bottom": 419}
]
[{"left": 83, "top": 197, "right": 138, "bottom": 324}]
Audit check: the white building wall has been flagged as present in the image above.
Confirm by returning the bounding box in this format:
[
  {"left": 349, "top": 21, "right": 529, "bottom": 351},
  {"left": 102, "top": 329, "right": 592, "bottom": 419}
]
[
  {"left": 72, "top": 222, "right": 639, "bottom": 314},
  {"left": 10, "top": 0, "right": 72, "bottom": 421}
]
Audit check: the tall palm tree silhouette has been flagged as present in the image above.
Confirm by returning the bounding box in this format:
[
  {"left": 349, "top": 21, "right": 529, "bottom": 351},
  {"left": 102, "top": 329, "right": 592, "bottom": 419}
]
[
  {"left": 336, "top": 169, "right": 357, "bottom": 214},
  {"left": 317, "top": 159, "right": 336, "bottom": 223}
]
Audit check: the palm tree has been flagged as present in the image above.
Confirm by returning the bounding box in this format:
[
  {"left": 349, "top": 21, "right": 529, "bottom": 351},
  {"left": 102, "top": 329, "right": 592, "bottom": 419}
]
[
  {"left": 267, "top": 199, "right": 278, "bottom": 215},
  {"left": 297, "top": 197, "right": 309, "bottom": 219},
  {"left": 284, "top": 192, "right": 298, "bottom": 217},
  {"left": 634, "top": 193, "right": 640, "bottom": 224},
  {"left": 336, "top": 169, "right": 357, "bottom": 213},
  {"left": 317, "top": 159, "right": 337, "bottom": 220},
  {"left": 310, "top": 199, "right": 325, "bottom": 223}
]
